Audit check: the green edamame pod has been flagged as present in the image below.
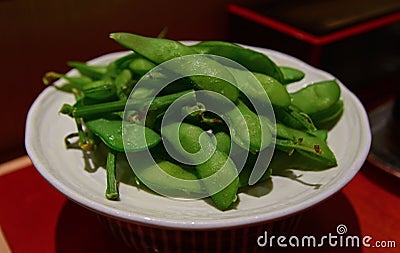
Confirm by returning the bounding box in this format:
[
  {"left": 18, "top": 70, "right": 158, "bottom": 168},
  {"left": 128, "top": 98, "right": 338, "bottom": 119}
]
[
  {"left": 196, "top": 149, "right": 239, "bottom": 210},
  {"left": 274, "top": 106, "right": 329, "bottom": 140},
  {"left": 82, "top": 80, "right": 116, "bottom": 100},
  {"left": 191, "top": 41, "right": 284, "bottom": 83},
  {"left": 227, "top": 67, "right": 291, "bottom": 108},
  {"left": 213, "top": 131, "right": 271, "bottom": 187},
  {"left": 227, "top": 100, "right": 273, "bottom": 153},
  {"left": 214, "top": 131, "right": 231, "bottom": 155},
  {"left": 114, "top": 69, "right": 134, "bottom": 100},
  {"left": 129, "top": 57, "right": 157, "bottom": 76},
  {"left": 162, "top": 122, "right": 239, "bottom": 210},
  {"left": 311, "top": 100, "right": 344, "bottom": 129},
  {"left": 290, "top": 80, "right": 343, "bottom": 129},
  {"left": 110, "top": 33, "right": 195, "bottom": 63},
  {"left": 104, "top": 62, "right": 119, "bottom": 79},
  {"left": 178, "top": 57, "right": 239, "bottom": 102},
  {"left": 270, "top": 149, "right": 334, "bottom": 172},
  {"left": 252, "top": 72, "right": 290, "bottom": 107},
  {"left": 191, "top": 41, "right": 241, "bottom": 53},
  {"left": 110, "top": 32, "right": 239, "bottom": 102},
  {"left": 290, "top": 80, "right": 341, "bottom": 115},
  {"left": 239, "top": 158, "right": 272, "bottom": 188},
  {"left": 104, "top": 53, "right": 137, "bottom": 79},
  {"left": 113, "top": 52, "right": 137, "bottom": 69},
  {"left": 310, "top": 129, "right": 328, "bottom": 142},
  {"left": 280, "top": 66, "right": 305, "bottom": 85},
  {"left": 85, "top": 115, "right": 161, "bottom": 152},
  {"left": 132, "top": 159, "right": 204, "bottom": 195},
  {"left": 275, "top": 123, "right": 337, "bottom": 168},
  {"left": 274, "top": 105, "right": 316, "bottom": 131}
]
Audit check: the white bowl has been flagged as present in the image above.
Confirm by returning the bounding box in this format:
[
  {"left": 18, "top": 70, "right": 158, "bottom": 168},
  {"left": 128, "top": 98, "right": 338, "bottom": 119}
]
[{"left": 25, "top": 44, "right": 371, "bottom": 252}]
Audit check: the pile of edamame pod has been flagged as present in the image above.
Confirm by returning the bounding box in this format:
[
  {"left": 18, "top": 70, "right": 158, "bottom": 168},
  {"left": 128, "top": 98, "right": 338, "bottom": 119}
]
[{"left": 43, "top": 32, "right": 343, "bottom": 211}]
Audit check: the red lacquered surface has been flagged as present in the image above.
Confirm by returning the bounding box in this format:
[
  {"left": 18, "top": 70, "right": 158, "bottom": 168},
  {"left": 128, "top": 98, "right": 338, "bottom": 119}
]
[
  {"left": 0, "top": 159, "right": 398, "bottom": 252},
  {"left": 227, "top": 3, "right": 400, "bottom": 66},
  {"left": 227, "top": 4, "right": 400, "bottom": 46}
]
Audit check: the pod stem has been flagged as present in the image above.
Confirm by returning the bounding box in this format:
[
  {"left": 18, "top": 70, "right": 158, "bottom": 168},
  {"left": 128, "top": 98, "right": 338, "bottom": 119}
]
[{"left": 106, "top": 148, "right": 119, "bottom": 200}]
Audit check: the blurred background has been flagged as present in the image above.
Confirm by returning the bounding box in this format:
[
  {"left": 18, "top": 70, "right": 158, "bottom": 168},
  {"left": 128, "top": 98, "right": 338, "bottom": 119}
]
[{"left": 1, "top": 0, "right": 399, "bottom": 163}]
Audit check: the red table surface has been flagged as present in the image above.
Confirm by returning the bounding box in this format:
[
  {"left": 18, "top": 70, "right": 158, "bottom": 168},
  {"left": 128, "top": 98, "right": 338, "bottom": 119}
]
[{"left": 0, "top": 161, "right": 399, "bottom": 253}]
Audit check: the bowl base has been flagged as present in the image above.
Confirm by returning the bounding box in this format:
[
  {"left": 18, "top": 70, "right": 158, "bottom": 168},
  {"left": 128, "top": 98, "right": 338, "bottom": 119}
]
[{"left": 97, "top": 213, "right": 303, "bottom": 253}]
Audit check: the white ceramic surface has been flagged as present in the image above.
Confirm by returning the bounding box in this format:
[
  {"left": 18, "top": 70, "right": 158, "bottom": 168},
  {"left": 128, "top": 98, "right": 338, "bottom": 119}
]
[{"left": 25, "top": 45, "right": 371, "bottom": 230}]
